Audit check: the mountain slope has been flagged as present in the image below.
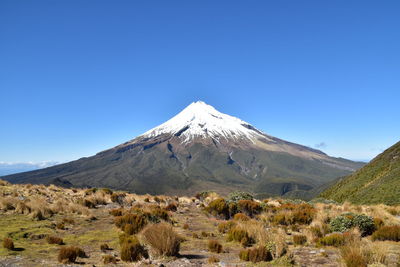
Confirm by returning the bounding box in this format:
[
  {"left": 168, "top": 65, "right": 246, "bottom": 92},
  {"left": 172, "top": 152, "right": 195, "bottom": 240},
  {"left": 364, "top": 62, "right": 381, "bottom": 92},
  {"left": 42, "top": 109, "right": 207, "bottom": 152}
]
[
  {"left": 2, "top": 101, "right": 364, "bottom": 197},
  {"left": 320, "top": 141, "right": 400, "bottom": 205}
]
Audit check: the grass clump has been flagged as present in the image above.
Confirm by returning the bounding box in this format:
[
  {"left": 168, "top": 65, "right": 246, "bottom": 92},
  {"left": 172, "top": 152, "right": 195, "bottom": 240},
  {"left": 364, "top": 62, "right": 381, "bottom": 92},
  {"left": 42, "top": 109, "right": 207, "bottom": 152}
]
[
  {"left": 120, "top": 235, "right": 146, "bottom": 262},
  {"left": 340, "top": 244, "right": 368, "bottom": 267},
  {"left": 115, "top": 213, "right": 147, "bottom": 234},
  {"left": 46, "top": 236, "right": 64, "bottom": 245},
  {"left": 141, "top": 223, "right": 181, "bottom": 256},
  {"left": 208, "top": 256, "right": 220, "bottom": 263},
  {"left": 208, "top": 240, "right": 223, "bottom": 253},
  {"left": 317, "top": 233, "right": 346, "bottom": 247},
  {"left": 239, "top": 246, "right": 273, "bottom": 263},
  {"left": 233, "top": 213, "right": 250, "bottom": 221},
  {"left": 371, "top": 225, "right": 400, "bottom": 241},
  {"left": 58, "top": 246, "right": 85, "bottom": 263},
  {"left": 2, "top": 237, "right": 14, "bottom": 250},
  {"left": 227, "top": 227, "right": 253, "bottom": 247},
  {"left": 293, "top": 234, "right": 307, "bottom": 245}
]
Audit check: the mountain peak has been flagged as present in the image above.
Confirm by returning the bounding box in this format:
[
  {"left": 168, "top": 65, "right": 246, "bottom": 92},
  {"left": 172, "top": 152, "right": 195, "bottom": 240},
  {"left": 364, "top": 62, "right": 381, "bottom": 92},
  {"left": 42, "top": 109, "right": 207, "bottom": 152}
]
[{"left": 142, "top": 101, "right": 265, "bottom": 142}]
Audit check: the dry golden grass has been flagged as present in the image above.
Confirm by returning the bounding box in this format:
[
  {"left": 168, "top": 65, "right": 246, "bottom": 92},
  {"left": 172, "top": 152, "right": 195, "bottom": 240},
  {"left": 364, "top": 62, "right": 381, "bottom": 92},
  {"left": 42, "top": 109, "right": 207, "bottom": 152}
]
[{"left": 141, "top": 223, "right": 181, "bottom": 257}]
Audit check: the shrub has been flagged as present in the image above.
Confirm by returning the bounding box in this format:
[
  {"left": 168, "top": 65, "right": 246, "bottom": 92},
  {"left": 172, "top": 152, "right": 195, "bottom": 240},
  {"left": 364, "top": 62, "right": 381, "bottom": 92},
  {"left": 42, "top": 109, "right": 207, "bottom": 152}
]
[
  {"left": 141, "top": 223, "right": 181, "bottom": 256},
  {"left": 124, "top": 224, "right": 136, "bottom": 235},
  {"left": 101, "top": 188, "right": 113, "bottom": 195},
  {"left": 228, "top": 191, "right": 253, "bottom": 203},
  {"left": 239, "top": 246, "right": 272, "bottom": 263},
  {"left": 317, "top": 233, "right": 346, "bottom": 247},
  {"left": 2, "top": 238, "right": 14, "bottom": 250},
  {"left": 103, "top": 255, "right": 117, "bottom": 264},
  {"left": 183, "top": 223, "right": 189, "bottom": 230},
  {"left": 371, "top": 225, "right": 400, "bottom": 241},
  {"left": 120, "top": 237, "right": 146, "bottom": 262},
  {"left": 330, "top": 213, "right": 375, "bottom": 236},
  {"left": 218, "top": 221, "right": 236, "bottom": 233},
  {"left": 115, "top": 213, "right": 147, "bottom": 234},
  {"left": 271, "top": 203, "right": 315, "bottom": 225},
  {"left": 293, "top": 235, "right": 307, "bottom": 245},
  {"left": 208, "top": 240, "right": 223, "bottom": 253},
  {"left": 58, "top": 246, "right": 84, "bottom": 263},
  {"left": 111, "top": 193, "right": 125, "bottom": 204},
  {"left": 46, "top": 236, "right": 64, "bottom": 245},
  {"left": 100, "top": 243, "right": 109, "bottom": 252},
  {"left": 233, "top": 213, "right": 250, "bottom": 221},
  {"left": 206, "top": 198, "right": 229, "bottom": 219},
  {"left": 237, "top": 200, "right": 261, "bottom": 217}
]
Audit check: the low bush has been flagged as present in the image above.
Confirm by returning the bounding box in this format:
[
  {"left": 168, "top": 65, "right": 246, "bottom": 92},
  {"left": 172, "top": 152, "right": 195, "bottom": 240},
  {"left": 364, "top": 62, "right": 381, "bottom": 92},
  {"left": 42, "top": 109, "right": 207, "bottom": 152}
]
[
  {"left": 183, "top": 223, "right": 189, "bottom": 230},
  {"left": 115, "top": 213, "right": 147, "bottom": 234},
  {"left": 206, "top": 198, "right": 229, "bottom": 219},
  {"left": 271, "top": 203, "right": 315, "bottom": 225},
  {"left": 239, "top": 246, "right": 273, "bottom": 263},
  {"left": 141, "top": 223, "right": 181, "bottom": 256},
  {"left": 330, "top": 213, "right": 375, "bottom": 236},
  {"left": 58, "top": 246, "right": 85, "bottom": 263},
  {"left": 103, "top": 255, "right": 117, "bottom": 264},
  {"left": 317, "top": 233, "right": 346, "bottom": 247},
  {"left": 228, "top": 191, "right": 253, "bottom": 203},
  {"left": 120, "top": 237, "right": 146, "bottom": 262},
  {"left": 111, "top": 193, "right": 125, "bottom": 204},
  {"left": 293, "top": 235, "right": 307, "bottom": 245},
  {"left": 46, "top": 236, "right": 64, "bottom": 245},
  {"left": 371, "top": 225, "right": 400, "bottom": 241},
  {"left": 2, "top": 238, "right": 14, "bottom": 250},
  {"left": 56, "top": 222, "right": 65, "bottom": 230},
  {"left": 208, "top": 240, "right": 223, "bottom": 253},
  {"left": 237, "top": 200, "right": 261, "bottom": 217}
]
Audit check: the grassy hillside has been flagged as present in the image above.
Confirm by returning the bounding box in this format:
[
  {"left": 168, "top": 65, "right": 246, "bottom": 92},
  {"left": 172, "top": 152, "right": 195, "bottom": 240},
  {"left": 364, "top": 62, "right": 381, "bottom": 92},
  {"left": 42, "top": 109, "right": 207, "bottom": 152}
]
[{"left": 320, "top": 141, "right": 400, "bottom": 205}]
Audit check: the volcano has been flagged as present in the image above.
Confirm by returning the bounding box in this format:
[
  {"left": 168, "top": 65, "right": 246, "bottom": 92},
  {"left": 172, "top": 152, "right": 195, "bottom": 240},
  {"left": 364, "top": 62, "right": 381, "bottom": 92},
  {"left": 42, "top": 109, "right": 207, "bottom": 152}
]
[{"left": 2, "top": 101, "right": 364, "bottom": 197}]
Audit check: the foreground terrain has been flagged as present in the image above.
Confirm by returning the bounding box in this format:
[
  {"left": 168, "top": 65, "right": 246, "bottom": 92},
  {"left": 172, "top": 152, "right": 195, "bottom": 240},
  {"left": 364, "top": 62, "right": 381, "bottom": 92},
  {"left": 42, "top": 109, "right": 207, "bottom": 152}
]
[{"left": 0, "top": 180, "right": 399, "bottom": 266}]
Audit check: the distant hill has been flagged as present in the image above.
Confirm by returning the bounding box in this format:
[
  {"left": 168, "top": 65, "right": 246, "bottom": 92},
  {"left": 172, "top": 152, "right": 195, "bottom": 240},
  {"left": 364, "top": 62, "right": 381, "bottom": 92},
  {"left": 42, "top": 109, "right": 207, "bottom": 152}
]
[
  {"left": 2, "top": 101, "right": 364, "bottom": 197},
  {"left": 0, "top": 162, "right": 58, "bottom": 176},
  {"left": 320, "top": 141, "right": 400, "bottom": 205}
]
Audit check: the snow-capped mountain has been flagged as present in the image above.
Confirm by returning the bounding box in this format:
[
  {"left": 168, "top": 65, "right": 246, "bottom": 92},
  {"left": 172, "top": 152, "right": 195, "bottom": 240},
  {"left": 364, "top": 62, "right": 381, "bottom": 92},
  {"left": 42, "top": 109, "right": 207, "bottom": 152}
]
[
  {"left": 2, "top": 101, "right": 365, "bottom": 198},
  {"left": 142, "top": 101, "right": 266, "bottom": 143}
]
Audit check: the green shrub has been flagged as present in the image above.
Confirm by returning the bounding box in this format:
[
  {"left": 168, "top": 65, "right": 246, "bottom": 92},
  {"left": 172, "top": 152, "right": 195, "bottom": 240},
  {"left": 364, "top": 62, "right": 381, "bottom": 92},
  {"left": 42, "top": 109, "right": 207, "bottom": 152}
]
[
  {"left": 371, "top": 225, "right": 400, "bottom": 241},
  {"left": 329, "top": 213, "right": 375, "bottom": 236},
  {"left": 317, "top": 233, "right": 346, "bottom": 247},
  {"left": 208, "top": 240, "right": 223, "bottom": 253},
  {"left": 228, "top": 191, "right": 254, "bottom": 203},
  {"left": 293, "top": 235, "right": 307, "bottom": 245},
  {"left": 206, "top": 198, "right": 229, "bottom": 219},
  {"left": 2, "top": 238, "right": 14, "bottom": 250}
]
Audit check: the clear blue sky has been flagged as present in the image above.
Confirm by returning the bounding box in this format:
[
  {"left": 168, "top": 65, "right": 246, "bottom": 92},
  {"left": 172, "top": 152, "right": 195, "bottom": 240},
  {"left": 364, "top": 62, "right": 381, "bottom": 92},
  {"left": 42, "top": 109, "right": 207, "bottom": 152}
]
[{"left": 1, "top": 0, "right": 399, "bottom": 163}]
